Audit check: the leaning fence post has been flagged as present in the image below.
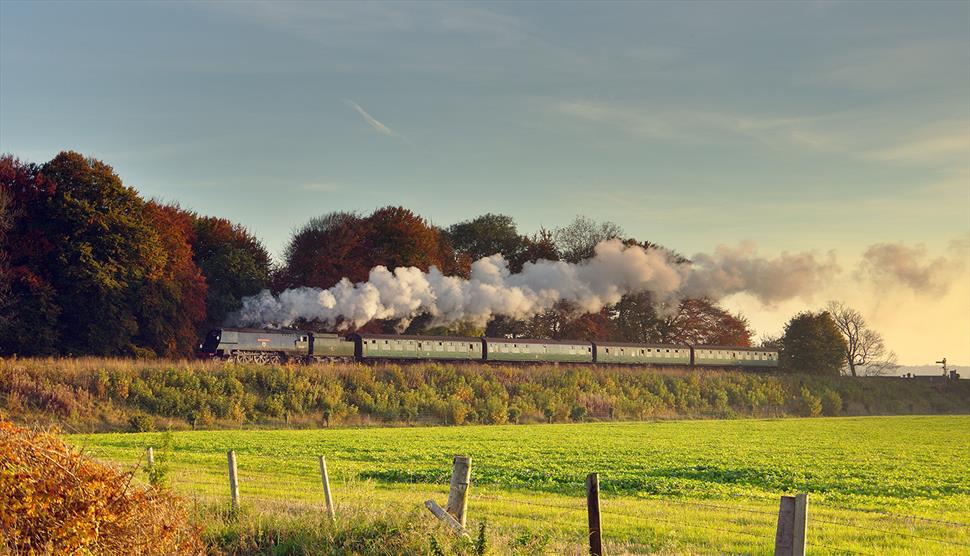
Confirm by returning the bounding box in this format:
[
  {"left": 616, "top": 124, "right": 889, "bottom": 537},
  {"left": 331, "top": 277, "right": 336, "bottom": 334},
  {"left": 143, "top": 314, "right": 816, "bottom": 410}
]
[
  {"left": 586, "top": 472, "right": 603, "bottom": 556},
  {"left": 146, "top": 447, "right": 154, "bottom": 467},
  {"left": 446, "top": 455, "right": 472, "bottom": 528},
  {"left": 227, "top": 449, "right": 240, "bottom": 510},
  {"left": 318, "top": 455, "right": 335, "bottom": 520},
  {"left": 774, "top": 493, "right": 808, "bottom": 556}
]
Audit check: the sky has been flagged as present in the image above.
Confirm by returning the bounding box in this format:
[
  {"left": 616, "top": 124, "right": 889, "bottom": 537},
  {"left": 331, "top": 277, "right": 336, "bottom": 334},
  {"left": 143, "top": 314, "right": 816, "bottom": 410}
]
[{"left": 1, "top": 1, "right": 968, "bottom": 366}]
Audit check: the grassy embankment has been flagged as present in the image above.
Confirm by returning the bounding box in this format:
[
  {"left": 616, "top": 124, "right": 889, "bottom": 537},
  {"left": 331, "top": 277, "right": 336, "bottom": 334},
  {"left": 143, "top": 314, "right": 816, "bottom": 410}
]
[
  {"left": 3, "top": 357, "right": 968, "bottom": 433},
  {"left": 68, "top": 416, "right": 970, "bottom": 555}
]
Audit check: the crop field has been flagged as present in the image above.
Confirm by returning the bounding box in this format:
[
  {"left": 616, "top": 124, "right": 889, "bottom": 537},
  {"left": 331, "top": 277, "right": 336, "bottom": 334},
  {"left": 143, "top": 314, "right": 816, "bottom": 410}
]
[{"left": 69, "top": 416, "right": 970, "bottom": 555}]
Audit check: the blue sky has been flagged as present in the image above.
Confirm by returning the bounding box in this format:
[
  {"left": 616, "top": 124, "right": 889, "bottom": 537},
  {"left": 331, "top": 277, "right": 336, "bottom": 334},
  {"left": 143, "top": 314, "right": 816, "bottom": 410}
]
[{"left": 1, "top": 1, "right": 968, "bottom": 364}]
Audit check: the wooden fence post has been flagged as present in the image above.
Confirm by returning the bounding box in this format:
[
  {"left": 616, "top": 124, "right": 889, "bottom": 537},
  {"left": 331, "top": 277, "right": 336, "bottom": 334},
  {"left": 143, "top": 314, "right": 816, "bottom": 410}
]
[
  {"left": 446, "top": 455, "right": 472, "bottom": 527},
  {"left": 586, "top": 472, "right": 603, "bottom": 556},
  {"left": 227, "top": 449, "right": 240, "bottom": 510},
  {"left": 425, "top": 499, "right": 466, "bottom": 536},
  {"left": 774, "top": 493, "right": 808, "bottom": 556},
  {"left": 318, "top": 455, "right": 335, "bottom": 520},
  {"left": 146, "top": 447, "right": 154, "bottom": 467}
]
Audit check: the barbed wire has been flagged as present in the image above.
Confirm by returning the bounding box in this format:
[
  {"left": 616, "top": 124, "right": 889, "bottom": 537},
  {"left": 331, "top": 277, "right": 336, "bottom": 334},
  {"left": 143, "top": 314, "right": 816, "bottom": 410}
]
[
  {"left": 811, "top": 517, "right": 970, "bottom": 548},
  {"left": 643, "top": 497, "right": 778, "bottom": 517},
  {"left": 828, "top": 508, "right": 970, "bottom": 529},
  {"left": 599, "top": 507, "right": 770, "bottom": 544}
]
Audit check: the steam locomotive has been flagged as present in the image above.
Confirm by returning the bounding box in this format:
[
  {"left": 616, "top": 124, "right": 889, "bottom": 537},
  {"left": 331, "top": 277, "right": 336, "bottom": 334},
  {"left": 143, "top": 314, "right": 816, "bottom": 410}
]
[{"left": 197, "top": 327, "right": 779, "bottom": 369}]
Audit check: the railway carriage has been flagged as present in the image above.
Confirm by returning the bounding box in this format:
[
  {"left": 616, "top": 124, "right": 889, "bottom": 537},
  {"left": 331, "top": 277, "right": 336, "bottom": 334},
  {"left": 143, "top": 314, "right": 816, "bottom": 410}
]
[
  {"left": 691, "top": 345, "right": 778, "bottom": 368},
  {"left": 483, "top": 337, "right": 593, "bottom": 363},
  {"left": 352, "top": 334, "right": 483, "bottom": 361},
  {"left": 593, "top": 341, "right": 691, "bottom": 365},
  {"left": 198, "top": 328, "right": 779, "bottom": 369}
]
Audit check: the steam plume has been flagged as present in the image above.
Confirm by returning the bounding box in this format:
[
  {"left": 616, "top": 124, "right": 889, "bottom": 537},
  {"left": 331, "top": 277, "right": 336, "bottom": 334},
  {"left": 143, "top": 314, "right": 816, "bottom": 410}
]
[
  {"left": 858, "top": 240, "right": 967, "bottom": 295},
  {"left": 230, "top": 240, "right": 838, "bottom": 329}
]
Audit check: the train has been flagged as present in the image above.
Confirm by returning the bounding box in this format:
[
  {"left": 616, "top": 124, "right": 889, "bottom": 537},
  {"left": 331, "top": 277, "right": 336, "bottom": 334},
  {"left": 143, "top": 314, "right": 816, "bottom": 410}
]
[{"left": 197, "top": 327, "right": 779, "bottom": 369}]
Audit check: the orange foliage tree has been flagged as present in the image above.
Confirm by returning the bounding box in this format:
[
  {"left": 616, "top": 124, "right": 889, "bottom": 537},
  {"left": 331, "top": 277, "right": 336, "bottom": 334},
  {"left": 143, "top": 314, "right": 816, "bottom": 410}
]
[
  {"left": 137, "top": 203, "right": 208, "bottom": 357},
  {"left": 659, "top": 298, "right": 753, "bottom": 346}
]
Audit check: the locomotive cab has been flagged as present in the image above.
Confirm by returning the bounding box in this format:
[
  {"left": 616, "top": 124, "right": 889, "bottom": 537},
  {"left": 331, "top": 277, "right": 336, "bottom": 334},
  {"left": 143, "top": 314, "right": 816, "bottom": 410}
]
[{"left": 197, "top": 329, "right": 223, "bottom": 358}]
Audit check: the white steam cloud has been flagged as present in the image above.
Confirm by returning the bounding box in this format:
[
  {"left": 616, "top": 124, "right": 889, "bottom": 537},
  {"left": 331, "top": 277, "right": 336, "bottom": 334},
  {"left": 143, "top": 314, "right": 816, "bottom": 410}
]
[{"left": 230, "top": 240, "right": 839, "bottom": 329}]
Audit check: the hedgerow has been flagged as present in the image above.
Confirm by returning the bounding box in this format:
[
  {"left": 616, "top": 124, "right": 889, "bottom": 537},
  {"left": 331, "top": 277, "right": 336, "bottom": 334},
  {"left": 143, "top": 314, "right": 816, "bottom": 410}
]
[{"left": 1, "top": 358, "right": 966, "bottom": 432}]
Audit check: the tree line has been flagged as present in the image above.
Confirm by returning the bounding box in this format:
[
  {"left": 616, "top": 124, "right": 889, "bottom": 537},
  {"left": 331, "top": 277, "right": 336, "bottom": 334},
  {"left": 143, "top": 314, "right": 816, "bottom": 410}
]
[{"left": 0, "top": 151, "right": 894, "bottom": 375}]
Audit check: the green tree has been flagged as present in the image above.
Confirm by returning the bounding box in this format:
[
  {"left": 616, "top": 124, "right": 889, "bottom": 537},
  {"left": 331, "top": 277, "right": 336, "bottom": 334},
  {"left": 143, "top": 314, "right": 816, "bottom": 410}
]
[
  {"left": 446, "top": 213, "right": 524, "bottom": 267},
  {"left": 25, "top": 152, "right": 164, "bottom": 355},
  {"left": 779, "top": 311, "right": 847, "bottom": 375},
  {"left": 191, "top": 215, "right": 271, "bottom": 332}
]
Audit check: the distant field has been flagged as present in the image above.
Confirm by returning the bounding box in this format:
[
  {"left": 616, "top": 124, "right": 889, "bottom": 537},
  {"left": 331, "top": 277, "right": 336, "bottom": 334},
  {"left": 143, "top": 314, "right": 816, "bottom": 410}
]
[{"left": 70, "top": 416, "right": 970, "bottom": 555}]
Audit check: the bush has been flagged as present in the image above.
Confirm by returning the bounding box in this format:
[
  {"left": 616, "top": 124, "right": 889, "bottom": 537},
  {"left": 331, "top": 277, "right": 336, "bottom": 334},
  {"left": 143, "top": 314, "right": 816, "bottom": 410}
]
[
  {"left": 820, "top": 389, "right": 842, "bottom": 416},
  {"left": 0, "top": 420, "right": 202, "bottom": 554},
  {"left": 797, "top": 387, "right": 823, "bottom": 417},
  {"left": 129, "top": 413, "right": 155, "bottom": 432}
]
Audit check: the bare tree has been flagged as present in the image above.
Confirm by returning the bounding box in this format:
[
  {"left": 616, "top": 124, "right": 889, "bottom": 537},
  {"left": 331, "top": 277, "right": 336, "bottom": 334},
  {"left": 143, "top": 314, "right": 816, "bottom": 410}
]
[
  {"left": 554, "top": 216, "right": 624, "bottom": 263},
  {"left": 826, "top": 301, "right": 898, "bottom": 376}
]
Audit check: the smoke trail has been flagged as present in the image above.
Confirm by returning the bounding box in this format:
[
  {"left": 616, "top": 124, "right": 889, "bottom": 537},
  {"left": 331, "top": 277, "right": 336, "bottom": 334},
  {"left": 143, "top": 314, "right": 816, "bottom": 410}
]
[{"left": 230, "top": 240, "right": 839, "bottom": 328}]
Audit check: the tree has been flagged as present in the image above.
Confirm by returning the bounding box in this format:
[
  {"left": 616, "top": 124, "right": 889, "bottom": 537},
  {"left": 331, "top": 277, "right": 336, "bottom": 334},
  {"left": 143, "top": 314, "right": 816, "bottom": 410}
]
[
  {"left": 278, "top": 212, "right": 374, "bottom": 289},
  {"left": 553, "top": 216, "right": 623, "bottom": 263},
  {"left": 365, "top": 206, "right": 445, "bottom": 272},
  {"left": 659, "top": 298, "right": 753, "bottom": 346},
  {"left": 446, "top": 213, "right": 524, "bottom": 266},
  {"left": 826, "top": 301, "right": 898, "bottom": 376},
  {"left": 510, "top": 227, "right": 559, "bottom": 271},
  {"left": 3, "top": 152, "right": 166, "bottom": 356},
  {"left": 135, "top": 203, "right": 208, "bottom": 357},
  {"left": 612, "top": 292, "right": 663, "bottom": 343},
  {"left": 191, "top": 215, "right": 271, "bottom": 332},
  {"left": 779, "top": 311, "right": 847, "bottom": 375}
]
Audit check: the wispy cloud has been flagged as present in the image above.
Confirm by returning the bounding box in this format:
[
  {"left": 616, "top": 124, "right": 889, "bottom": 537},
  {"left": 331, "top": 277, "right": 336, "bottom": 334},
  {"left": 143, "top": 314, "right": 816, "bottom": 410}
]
[
  {"left": 300, "top": 181, "right": 342, "bottom": 193},
  {"left": 343, "top": 99, "right": 414, "bottom": 146},
  {"left": 864, "top": 122, "right": 970, "bottom": 164},
  {"left": 554, "top": 100, "right": 829, "bottom": 149},
  {"left": 344, "top": 99, "right": 395, "bottom": 137}
]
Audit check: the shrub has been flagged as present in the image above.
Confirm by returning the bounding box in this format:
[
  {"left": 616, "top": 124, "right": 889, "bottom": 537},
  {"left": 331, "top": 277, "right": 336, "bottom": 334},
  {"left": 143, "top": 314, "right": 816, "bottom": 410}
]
[
  {"left": 797, "top": 387, "right": 823, "bottom": 417},
  {"left": 0, "top": 420, "right": 202, "bottom": 554},
  {"left": 129, "top": 413, "right": 155, "bottom": 432},
  {"left": 820, "top": 388, "right": 842, "bottom": 416}
]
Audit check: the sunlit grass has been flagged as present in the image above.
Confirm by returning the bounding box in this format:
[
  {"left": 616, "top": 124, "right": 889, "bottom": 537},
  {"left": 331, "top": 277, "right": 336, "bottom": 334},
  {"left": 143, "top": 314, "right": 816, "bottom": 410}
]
[{"left": 69, "top": 416, "right": 970, "bottom": 554}]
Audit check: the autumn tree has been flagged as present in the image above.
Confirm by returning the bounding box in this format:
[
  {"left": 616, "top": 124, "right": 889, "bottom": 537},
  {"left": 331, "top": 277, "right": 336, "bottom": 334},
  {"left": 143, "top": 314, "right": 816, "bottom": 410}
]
[
  {"left": 134, "top": 203, "right": 208, "bottom": 357},
  {"left": 658, "top": 298, "right": 753, "bottom": 346},
  {"left": 779, "top": 310, "right": 847, "bottom": 375},
  {"left": 279, "top": 212, "right": 374, "bottom": 289},
  {"left": 510, "top": 227, "right": 559, "bottom": 271},
  {"left": 191, "top": 215, "right": 271, "bottom": 332},
  {"left": 826, "top": 301, "right": 898, "bottom": 376},
  {"left": 366, "top": 206, "right": 446, "bottom": 272}
]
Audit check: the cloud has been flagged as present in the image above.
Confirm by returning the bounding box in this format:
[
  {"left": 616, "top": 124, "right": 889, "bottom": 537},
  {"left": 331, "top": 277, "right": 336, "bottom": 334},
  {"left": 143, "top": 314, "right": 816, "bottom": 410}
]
[
  {"left": 824, "top": 40, "right": 969, "bottom": 92},
  {"left": 554, "top": 100, "right": 829, "bottom": 149},
  {"left": 344, "top": 99, "right": 395, "bottom": 137},
  {"left": 864, "top": 122, "right": 970, "bottom": 164},
  {"left": 300, "top": 182, "right": 342, "bottom": 193}
]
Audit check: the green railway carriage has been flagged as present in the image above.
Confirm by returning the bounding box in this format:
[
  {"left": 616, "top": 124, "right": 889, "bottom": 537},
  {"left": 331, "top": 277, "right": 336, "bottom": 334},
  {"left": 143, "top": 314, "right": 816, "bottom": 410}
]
[
  {"left": 484, "top": 338, "right": 593, "bottom": 363},
  {"left": 353, "top": 334, "right": 484, "bottom": 361},
  {"left": 692, "top": 345, "right": 779, "bottom": 368},
  {"left": 593, "top": 341, "right": 691, "bottom": 365},
  {"left": 310, "top": 333, "right": 355, "bottom": 359}
]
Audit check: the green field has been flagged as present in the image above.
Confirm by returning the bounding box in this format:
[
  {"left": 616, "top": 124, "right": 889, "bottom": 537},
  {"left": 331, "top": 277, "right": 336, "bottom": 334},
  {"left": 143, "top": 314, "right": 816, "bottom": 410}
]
[{"left": 69, "top": 416, "right": 970, "bottom": 555}]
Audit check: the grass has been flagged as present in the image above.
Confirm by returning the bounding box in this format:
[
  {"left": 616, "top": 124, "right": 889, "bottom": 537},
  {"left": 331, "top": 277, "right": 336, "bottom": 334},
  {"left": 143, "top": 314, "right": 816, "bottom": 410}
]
[{"left": 67, "top": 415, "right": 970, "bottom": 555}]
